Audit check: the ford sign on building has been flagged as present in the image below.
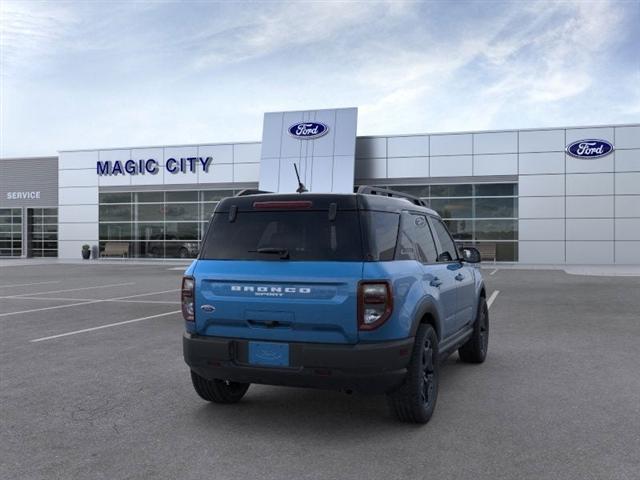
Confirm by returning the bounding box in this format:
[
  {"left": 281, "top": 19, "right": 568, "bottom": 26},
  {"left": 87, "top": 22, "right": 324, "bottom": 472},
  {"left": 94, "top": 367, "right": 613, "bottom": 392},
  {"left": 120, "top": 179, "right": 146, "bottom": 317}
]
[
  {"left": 1, "top": 112, "right": 639, "bottom": 265},
  {"left": 566, "top": 139, "right": 614, "bottom": 159}
]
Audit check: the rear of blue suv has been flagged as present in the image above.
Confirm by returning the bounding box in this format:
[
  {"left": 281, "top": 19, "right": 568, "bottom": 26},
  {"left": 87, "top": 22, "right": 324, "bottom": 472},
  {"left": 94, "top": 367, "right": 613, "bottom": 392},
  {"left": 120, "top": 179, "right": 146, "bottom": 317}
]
[{"left": 183, "top": 189, "right": 488, "bottom": 423}]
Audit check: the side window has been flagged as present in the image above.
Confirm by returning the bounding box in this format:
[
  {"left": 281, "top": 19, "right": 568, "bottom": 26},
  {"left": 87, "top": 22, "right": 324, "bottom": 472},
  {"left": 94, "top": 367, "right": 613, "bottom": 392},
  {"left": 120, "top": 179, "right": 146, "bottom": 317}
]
[
  {"left": 396, "top": 213, "right": 438, "bottom": 263},
  {"left": 362, "top": 211, "right": 400, "bottom": 261},
  {"left": 431, "top": 218, "right": 458, "bottom": 262}
]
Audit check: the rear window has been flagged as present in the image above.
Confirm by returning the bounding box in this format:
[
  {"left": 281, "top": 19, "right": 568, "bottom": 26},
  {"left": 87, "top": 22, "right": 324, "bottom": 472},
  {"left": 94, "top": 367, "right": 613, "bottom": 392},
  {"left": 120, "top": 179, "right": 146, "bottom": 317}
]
[{"left": 201, "top": 211, "right": 363, "bottom": 261}]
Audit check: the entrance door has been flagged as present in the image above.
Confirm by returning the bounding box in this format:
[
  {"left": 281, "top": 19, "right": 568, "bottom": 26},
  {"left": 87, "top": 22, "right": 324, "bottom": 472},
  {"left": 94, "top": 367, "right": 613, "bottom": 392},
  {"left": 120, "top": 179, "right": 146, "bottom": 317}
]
[
  {"left": 27, "top": 208, "right": 58, "bottom": 257},
  {"left": 0, "top": 208, "right": 23, "bottom": 257}
]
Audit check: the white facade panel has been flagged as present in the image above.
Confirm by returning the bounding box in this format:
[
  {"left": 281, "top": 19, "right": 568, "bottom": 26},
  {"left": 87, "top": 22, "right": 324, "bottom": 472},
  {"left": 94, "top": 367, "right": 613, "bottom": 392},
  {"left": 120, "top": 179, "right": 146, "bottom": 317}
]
[
  {"left": 473, "top": 154, "right": 517, "bottom": 176},
  {"left": 197, "top": 144, "right": 233, "bottom": 164},
  {"left": 519, "top": 219, "right": 565, "bottom": 241},
  {"left": 430, "top": 134, "right": 472, "bottom": 156},
  {"left": 387, "top": 136, "right": 428, "bottom": 158},
  {"left": 473, "top": 131, "right": 517, "bottom": 154},
  {"left": 59, "top": 204, "right": 98, "bottom": 223},
  {"left": 566, "top": 127, "right": 614, "bottom": 144},
  {"left": 518, "top": 129, "right": 565, "bottom": 153},
  {"left": 59, "top": 169, "right": 97, "bottom": 188},
  {"left": 566, "top": 154, "right": 614, "bottom": 174},
  {"left": 519, "top": 152, "right": 565, "bottom": 175},
  {"left": 519, "top": 197, "right": 564, "bottom": 219},
  {"left": 615, "top": 149, "right": 640, "bottom": 172},
  {"left": 58, "top": 222, "right": 99, "bottom": 241},
  {"left": 566, "top": 173, "right": 613, "bottom": 196},
  {"left": 58, "top": 150, "right": 98, "bottom": 170},
  {"left": 615, "top": 219, "right": 640, "bottom": 240},
  {"left": 387, "top": 157, "right": 428, "bottom": 178},
  {"left": 614, "top": 126, "right": 640, "bottom": 149},
  {"left": 333, "top": 108, "right": 358, "bottom": 157},
  {"left": 430, "top": 155, "right": 472, "bottom": 177},
  {"left": 566, "top": 196, "right": 614, "bottom": 218},
  {"left": 59, "top": 240, "right": 96, "bottom": 260},
  {"left": 615, "top": 241, "right": 640, "bottom": 264},
  {"left": 615, "top": 196, "right": 640, "bottom": 217},
  {"left": 59, "top": 187, "right": 98, "bottom": 206},
  {"left": 234, "top": 143, "right": 261, "bottom": 164},
  {"left": 233, "top": 163, "right": 260, "bottom": 182},
  {"left": 96, "top": 149, "right": 133, "bottom": 187},
  {"left": 615, "top": 172, "right": 640, "bottom": 195},
  {"left": 566, "top": 219, "right": 613, "bottom": 241},
  {"left": 199, "top": 163, "right": 233, "bottom": 184},
  {"left": 355, "top": 158, "right": 386, "bottom": 179},
  {"left": 519, "top": 174, "right": 565, "bottom": 197},
  {"left": 519, "top": 241, "right": 565, "bottom": 263},
  {"left": 566, "top": 241, "right": 613, "bottom": 264},
  {"left": 332, "top": 156, "right": 357, "bottom": 193},
  {"left": 356, "top": 138, "right": 386, "bottom": 159},
  {"left": 309, "top": 156, "right": 333, "bottom": 192},
  {"left": 305, "top": 110, "right": 338, "bottom": 157}
]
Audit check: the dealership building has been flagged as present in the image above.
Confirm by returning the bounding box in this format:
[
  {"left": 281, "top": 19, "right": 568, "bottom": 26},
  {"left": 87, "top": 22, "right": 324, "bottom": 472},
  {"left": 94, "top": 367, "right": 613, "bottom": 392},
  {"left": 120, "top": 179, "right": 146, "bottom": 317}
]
[{"left": 1, "top": 107, "right": 639, "bottom": 264}]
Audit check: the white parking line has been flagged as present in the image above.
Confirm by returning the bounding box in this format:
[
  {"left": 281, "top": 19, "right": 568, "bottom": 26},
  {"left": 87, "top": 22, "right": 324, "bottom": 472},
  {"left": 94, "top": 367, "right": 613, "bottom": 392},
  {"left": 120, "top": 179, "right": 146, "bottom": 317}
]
[
  {"left": 0, "top": 282, "right": 136, "bottom": 300},
  {"left": 0, "top": 281, "right": 60, "bottom": 289},
  {"left": 487, "top": 290, "right": 500, "bottom": 308},
  {"left": 0, "top": 289, "right": 178, "bottom": 318},
  {"left": 30, "top": 310, "right": 181, "bottom": 342},
  {"left": 489, "top": 269, "right": 498, "bottom": 276},
  {"left": 3, "top": 296, "right": 177, "bottom": 305}
]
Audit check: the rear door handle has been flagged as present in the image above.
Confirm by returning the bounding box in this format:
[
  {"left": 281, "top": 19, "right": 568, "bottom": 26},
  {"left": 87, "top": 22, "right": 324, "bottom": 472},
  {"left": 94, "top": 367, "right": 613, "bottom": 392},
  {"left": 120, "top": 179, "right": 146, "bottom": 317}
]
[
  {"left": 430, "top": 277, "right": 443, "bottom": 287},
  {"left": 455, "top": 273, "right": 465, "bottom": 281}
]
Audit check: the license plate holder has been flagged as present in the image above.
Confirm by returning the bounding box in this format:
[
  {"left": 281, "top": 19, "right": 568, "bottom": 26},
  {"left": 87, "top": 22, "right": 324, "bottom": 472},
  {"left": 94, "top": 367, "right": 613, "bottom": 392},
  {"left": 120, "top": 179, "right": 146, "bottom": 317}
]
[{"left": 248, "top": 341, "right": 290, "bottom": 367}]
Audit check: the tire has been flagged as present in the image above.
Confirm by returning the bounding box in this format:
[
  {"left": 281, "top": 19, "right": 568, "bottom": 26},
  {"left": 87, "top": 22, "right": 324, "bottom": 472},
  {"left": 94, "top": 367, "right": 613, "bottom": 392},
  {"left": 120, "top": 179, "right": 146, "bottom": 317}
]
[
  {"left": 387, "top": 324, "right": 439, "bottom": 424},
  {"left": 458, "top": 296, "right": 489, "bottom": 363},
  {"left": 190, "top": 370, "right": 250, "bottom": 404},
  {"left": 178, "top": 247, "right": 189, "bottom": 259}
]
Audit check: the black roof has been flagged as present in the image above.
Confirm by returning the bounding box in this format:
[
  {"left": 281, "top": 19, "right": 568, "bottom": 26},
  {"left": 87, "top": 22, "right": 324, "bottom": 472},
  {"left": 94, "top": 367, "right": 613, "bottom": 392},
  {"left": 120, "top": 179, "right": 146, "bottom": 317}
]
[{"left": 216, "top": 191, "right": 440, "bottom": 217}]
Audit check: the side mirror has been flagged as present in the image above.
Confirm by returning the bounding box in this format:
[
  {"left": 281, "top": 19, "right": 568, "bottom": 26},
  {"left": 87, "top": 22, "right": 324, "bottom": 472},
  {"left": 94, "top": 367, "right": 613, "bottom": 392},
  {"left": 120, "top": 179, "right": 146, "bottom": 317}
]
[{"left": 461, "top": 246, "right": 481, "bottom": 263}]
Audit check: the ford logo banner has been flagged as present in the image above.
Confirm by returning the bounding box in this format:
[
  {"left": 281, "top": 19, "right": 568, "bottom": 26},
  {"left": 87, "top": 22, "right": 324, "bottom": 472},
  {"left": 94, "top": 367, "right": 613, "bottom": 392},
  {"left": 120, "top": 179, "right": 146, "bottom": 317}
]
[
  {"left": 288, "top": 122, "right": 329, "bottom": 139},
  {"left": 566, "top": 139, "right": 614, "bottom": 159}
]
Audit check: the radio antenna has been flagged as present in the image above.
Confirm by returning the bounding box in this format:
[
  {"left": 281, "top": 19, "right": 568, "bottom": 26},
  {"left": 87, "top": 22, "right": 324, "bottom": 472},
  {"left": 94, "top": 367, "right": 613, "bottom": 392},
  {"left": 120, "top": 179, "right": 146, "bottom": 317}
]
[{"left": 294, "top": 163, "right": 308, "bottom": 193}]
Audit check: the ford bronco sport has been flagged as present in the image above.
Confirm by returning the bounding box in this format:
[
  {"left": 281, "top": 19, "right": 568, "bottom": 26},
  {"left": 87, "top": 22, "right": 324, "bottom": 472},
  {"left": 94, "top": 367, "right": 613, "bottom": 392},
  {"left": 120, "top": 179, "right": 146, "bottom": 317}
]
[{"left": 182, "top": 186, "right": 488, "bottom": 423}]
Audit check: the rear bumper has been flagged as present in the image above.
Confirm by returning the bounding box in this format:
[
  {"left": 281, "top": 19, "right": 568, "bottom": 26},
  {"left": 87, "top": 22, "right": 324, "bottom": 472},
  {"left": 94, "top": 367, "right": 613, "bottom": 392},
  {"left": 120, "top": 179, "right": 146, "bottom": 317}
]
[{"left": 183, "top": 333, "right": 413, "bottom": 394}]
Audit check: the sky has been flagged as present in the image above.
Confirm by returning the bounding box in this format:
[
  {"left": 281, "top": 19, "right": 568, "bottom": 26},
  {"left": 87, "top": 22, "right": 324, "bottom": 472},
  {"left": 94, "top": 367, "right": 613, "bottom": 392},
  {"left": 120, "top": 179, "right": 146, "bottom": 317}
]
[{"left": 1, "top": 0, "right": 639, "bottom": 157}]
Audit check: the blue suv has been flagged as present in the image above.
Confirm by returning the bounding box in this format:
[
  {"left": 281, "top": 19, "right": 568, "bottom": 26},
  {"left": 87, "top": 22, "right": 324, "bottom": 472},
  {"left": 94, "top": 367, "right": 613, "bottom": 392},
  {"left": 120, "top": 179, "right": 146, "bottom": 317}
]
[{"left": 182, "top": 187, "right": 488, "bottom": 423}]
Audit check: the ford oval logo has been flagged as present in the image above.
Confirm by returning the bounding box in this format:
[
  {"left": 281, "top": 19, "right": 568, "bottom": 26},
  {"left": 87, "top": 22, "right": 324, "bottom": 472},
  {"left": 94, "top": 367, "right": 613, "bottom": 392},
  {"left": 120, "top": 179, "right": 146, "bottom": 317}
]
[
  {"left": 566, "top": 139, "right": 614, "bottom": 159},
  {"left": 288, "top": 122, "right": 329, "bottom": 139}
]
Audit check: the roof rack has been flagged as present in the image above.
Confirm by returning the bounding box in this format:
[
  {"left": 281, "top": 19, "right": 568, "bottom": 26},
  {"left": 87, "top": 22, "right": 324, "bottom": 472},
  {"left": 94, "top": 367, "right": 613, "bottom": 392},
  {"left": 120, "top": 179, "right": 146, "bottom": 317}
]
[
  {"left": 235, "top": 189, "right": 271, "bottom": 197},
  {"left": 356, "top": 185, "right": 428, "bottom": 207}
]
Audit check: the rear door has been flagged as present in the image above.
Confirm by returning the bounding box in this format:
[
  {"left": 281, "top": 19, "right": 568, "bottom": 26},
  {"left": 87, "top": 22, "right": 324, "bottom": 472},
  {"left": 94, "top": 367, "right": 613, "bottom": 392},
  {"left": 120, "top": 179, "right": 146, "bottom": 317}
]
[{"left": 194, "top": 206, "right": 363, "bottom": 344}]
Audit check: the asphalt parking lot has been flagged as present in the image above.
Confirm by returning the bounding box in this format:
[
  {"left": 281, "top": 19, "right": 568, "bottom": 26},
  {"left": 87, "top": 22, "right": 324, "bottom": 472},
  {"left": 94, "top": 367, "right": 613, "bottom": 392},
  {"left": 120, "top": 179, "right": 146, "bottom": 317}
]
[{"left": 1, "top": 263, "right": 639, "bottom": 480}]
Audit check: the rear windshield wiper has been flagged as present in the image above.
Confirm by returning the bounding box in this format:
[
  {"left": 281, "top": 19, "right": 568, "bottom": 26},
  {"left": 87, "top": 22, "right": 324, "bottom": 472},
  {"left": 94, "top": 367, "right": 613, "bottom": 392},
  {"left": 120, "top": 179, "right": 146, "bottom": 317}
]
[{"left": 249, "top": 247, "right": 290, "bottom": 259}]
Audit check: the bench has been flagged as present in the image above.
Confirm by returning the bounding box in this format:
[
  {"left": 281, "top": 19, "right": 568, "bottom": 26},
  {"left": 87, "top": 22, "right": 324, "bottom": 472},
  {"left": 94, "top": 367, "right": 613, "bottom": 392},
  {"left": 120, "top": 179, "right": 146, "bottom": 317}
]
[{"left": 101, "top": 242, "right": 129, "bottom": 258}]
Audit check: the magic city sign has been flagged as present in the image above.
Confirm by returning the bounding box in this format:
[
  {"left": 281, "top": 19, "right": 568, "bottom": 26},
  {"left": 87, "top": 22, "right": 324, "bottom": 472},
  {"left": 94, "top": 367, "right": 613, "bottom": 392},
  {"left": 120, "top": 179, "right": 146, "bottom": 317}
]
[
  {"left": 566, "top": 139, "right": 614, "bottom": 159},
  {"left": 96, "top": 157, "right": 213, "bottom": 176}
]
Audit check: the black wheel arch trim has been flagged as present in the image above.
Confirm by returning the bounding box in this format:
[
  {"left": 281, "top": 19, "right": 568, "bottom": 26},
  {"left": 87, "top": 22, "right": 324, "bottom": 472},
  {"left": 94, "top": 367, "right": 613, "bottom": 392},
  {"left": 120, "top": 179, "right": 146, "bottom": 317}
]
[{"left": 410, "top": 299, "right": 443, "bottom": 340}]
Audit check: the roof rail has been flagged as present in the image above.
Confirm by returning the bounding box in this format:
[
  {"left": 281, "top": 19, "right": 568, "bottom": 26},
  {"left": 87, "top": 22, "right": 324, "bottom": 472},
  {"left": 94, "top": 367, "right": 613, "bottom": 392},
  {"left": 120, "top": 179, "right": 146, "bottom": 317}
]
[
  {"left": 235, "top": 189, "right": 271, "bottom": 197},
  {"left": 356, "top": 185, "right": 428, "bottom": 207}
]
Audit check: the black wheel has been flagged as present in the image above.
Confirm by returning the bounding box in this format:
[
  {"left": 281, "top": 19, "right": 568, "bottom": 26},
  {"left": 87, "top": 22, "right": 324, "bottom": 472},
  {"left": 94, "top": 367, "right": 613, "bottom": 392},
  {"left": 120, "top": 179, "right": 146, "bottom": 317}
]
[
  {"left": 459, "top": 296, "right": 489, "bottom": 363},
  {"left": 387, "top": 324, "right": 439, "bottom": 424},
  {"left": 178, "top": 247, "right": 189, "bottom": 259},
  {"left": 190, "top": 370, "right": 250, "bottom": 404}
]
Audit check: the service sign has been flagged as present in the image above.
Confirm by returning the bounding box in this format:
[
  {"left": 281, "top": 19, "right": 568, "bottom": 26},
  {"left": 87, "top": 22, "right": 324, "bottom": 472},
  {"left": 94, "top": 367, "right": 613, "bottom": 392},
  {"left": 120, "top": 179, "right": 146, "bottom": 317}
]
[
  {"left": 288, "top": 122, "right": 329, "bottom": 139},
  {"left": 566, "top": 139, "right": 614, "bottom": 159}
]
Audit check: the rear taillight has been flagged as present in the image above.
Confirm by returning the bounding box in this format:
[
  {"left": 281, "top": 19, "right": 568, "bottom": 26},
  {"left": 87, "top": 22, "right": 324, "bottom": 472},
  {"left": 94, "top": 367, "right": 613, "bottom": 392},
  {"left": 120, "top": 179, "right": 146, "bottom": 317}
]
[
  {"left": 358, "top": 281, "right": 393, "bottom": 330},
  {"left": 181, "top": 276, "right": 195, "bottom": 322}
]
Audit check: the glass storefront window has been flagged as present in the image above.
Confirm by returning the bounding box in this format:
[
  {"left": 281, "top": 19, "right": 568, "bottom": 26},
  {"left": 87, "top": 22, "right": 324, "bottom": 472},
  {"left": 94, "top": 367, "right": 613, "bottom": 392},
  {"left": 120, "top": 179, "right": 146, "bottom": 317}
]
[
  {"left": 474, "top": 220, "right": 517, "bottom": 240},
  {"left": 474, "top": 183, "right": 518, "bottom": 197},
  {"left": 137, "top": 204, "right": 164, "bottom": 222},
  {"left": 100, "top": 192, "right": 132, "bottom": 203},
  {"left": 202, "top": 190, "right": 234, "bottom": 202},
  {"left": 136, "top": 192, "right": 164, "bottom": 203},
  {"left": 475, "top": 197, "right": 517, "bottom": 218},
  {"left": 165, "top": 203, "right": 198, "bottom": 221},
  {"left": 429, "top": 198, "right": 473, "bottom": 219},
  {"left": 430, "top": 184, "right": 473, "bottom": 198},
  {"left": 99, "top": 204, "right": 132, "bottom": 221},
  {"left": 166, "top": 191, "right": 198, "bottom": 202}
]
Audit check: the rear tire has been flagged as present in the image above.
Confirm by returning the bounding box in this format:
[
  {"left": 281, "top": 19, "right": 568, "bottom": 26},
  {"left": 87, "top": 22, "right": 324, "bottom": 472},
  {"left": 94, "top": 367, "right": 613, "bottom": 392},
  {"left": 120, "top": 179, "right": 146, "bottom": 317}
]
[
  {"left": 387, "top": 324, "right": 439, "bottom": 424},
  {"left": 190, "top": 370, "right": 250, "bottom": 404},
  {"left": 458, "top": 296, "right": 489, "bottom": 363}
]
